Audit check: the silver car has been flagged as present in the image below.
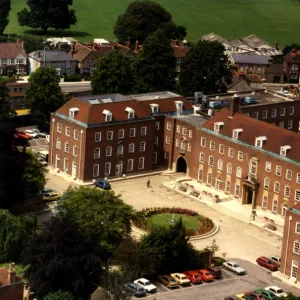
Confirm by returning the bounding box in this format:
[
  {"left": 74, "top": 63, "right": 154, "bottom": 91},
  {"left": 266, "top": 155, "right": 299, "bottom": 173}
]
[{"left": 223, "top": 261, "right": 246, "bottom": 275}]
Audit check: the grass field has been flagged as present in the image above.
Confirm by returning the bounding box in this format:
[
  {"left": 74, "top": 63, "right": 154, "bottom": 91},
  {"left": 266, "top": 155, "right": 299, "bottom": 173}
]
[{"left": 6, "top": 0, "right": 300, "bottom": 46}]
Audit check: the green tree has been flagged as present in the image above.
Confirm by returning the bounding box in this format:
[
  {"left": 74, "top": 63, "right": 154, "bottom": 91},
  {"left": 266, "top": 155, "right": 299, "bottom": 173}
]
[
  {"left": 114, "top": 0, "right": 186, "bottom": 44},
  {"left": 59, "top": 186, "right": 133, "bottom": 254},
  {"left": 0, "top": 0, "right": 11, "bottom": 35},
  {"left": 91, "top": 50, "right": 133, "bottom": 95},
  {"left": 25, "top": 67, "right": 64, "bottom": 122},
  {"left": 0, "top": 77, "right": 15, "bottom": 122},
  {"left": 22, "top": 35, "right": 53, "bottom": 54},
  {"left": 43, "top": 291, "right": 75, "bottom": 300},
  {"left": 22, "top": 215, "right": 106, "bottom": 299},
  {"left": 179, "top": 40, "right": 232, "bottom": 96},
  {"left": 132, "top": 30, "right": 176, "bottom": 93},
  {"left": 0, "top": 210, "right": 37, "bottom": 262},
  {"left": 17, "top": 0, "right": 77, "bottom": 34},
  {"left": 283, "top": 43, "right": 300, "bottom": 56}
]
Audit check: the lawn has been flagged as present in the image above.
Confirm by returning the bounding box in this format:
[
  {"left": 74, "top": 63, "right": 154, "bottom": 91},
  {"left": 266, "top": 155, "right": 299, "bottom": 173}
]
[
  {"left": 6, "top": 0, "right": 300, "bottom": 46},
  {"left": 147, "top": 213, "right": 200, "bottom": 230}
]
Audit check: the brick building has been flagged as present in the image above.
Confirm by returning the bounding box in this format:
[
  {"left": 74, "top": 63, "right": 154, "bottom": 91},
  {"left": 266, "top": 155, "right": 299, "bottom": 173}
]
[
  {"left": 0, "top": 263, "right": 24, "bottom": 300},
  {"left": 284, "top": 49, "right": 300, "bottom": 82}
]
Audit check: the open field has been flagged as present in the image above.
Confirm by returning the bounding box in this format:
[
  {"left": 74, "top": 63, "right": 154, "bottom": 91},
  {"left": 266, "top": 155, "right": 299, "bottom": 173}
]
[{"left": 6, "top": 0, "right": 300, "bottom": 46}]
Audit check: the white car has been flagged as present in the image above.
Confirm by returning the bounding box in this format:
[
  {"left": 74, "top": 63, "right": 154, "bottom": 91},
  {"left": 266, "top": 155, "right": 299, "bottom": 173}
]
[
  {"left": 134, "top": 278, "right": 157, "bottom": 293},
  {"left": 170, "top": 273, "right": 191, "bottom": 286},
  {"left": 265, "top": 286, "right": 287, "bottom": 298},
  {"left": 24, "top": 130, "right": 39, "bottom": 139},
  {"left": 223, "top": 261, "right": 246, "bottom": 275},
  {"left": 32, "top": 129, "right": 47, "bottom": 138}
]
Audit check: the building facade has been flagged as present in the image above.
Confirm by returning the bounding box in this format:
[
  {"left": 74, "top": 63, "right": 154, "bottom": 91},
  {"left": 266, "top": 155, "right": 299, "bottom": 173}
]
[{"left": 284, "top": 49, "right": 300, "bottom": 82}]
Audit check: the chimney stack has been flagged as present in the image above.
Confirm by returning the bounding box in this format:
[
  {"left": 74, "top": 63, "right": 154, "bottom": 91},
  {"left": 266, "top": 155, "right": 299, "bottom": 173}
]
[
  {"left": 8, "top": 263, "right": 16, "bottom": 284},
  {"left": 229, "top": 94, "right": 240, "bottom": 117},
  {"left": 274, "top": 41, "right": 278, "bottom": 50},
  {"left": 134, "top": 40, "right": 139, "bottom": 53},
  {"left": 71, "top": 41, "right": 76, "bottom": 56}
]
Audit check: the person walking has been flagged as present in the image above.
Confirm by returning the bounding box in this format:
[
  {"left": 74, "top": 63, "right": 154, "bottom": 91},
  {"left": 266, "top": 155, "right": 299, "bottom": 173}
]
[{"left": 147, "top": 178, "right": 150, "bottom": 188}]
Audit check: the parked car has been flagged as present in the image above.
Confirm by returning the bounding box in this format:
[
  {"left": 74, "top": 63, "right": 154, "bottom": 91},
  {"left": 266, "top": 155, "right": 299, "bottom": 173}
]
[
  {"left": 32, "top": 129, "right": 47, "bottom": 138},
  {"left": 42, "top": 188, "right": 55, "bottom": 195},
  {"left": 134, "top": 278, "right": 156, "bottom": 293},
  {"left": 224, "top": 296, "right": 240, "bottom": 300},
  {"left": 223, "top": 261, "right": 246, "bottom": 275},
  {"left": 24, "top": 129, "right": 39, "bottom": 139},
  {"left": 158, "top": 275, "right": 179, "bottom": 288},
  {"left": 264, "top": 286, "right": 287, "bottom": 298},
  {"left": 198, "top": 269, "right": 214, "bottom": 282},
  {"left": 208, "top": 266, "right": 223, "bottom": 279},
  {"left": 38, "top": 157, "right": 48, "bottom": 166},
  {"left": 244, "top": 292, "right": 267, "bottom": 299},
  {"left": 123, "top": 282, "right": 146, "bottom": 297},
  {"left": 170, "top": 273, "right": 191, "bottom": 286},
  {"left": 183, "top": 270, "right": 202, "bottom": 284},
  {"left": 43, "top": 192, "right": 61, "bottom": 202},
  {"left": 269, "top": 255, "right": 281, "bottom": 266},
  {"left": 256, "top": 256, "right": 279, "bottom": 271},
  {"left": 14, "top": 131, "right": 31, "bottom": 140},
  {"left": 94, "top": 179, "right": 111, "bottom": 190},
  {"left": 253, "top": 289, "right": 275, "bottom": 300},
  {"left": 235, "top": 294, "right": 254, "bottom": 300}
]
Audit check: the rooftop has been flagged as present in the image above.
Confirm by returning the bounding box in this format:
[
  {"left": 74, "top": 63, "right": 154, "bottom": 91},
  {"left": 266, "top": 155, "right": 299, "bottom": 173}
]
[
  {"left": 231, "top": 53, "right": 270, "bottom": 65},
  {"left": 29, "top": 50, "right": 76, "bottom": 62},
  {"left": 201, "top": 33, "right": 232, "bottom": 47},
  {"left": 131, "top": 91, "right": 182, "bottom": 101},
  {"left": 78, "top": 94, "right": 132, "bottom": 104},
  {"left": 174, "top": 114, "right": 209, "bottom": 128}
]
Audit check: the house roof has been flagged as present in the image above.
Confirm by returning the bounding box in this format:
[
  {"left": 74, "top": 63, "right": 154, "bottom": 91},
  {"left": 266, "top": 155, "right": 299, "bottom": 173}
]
[
  {"left": 231, "top": 53, "right": 270, "bottom": 65},
  {"left": 201, "top": 33, "right": 231, "bottom": 47},
  {"left": 69, "top": 43, "right": 93, "bottom": 62},
  {"left": 0, "top": 41, "right": 27, "bottom": 59},
  {"left": 242, "top": 34, "right": 272, "bottom": 49},
  {"left": 202, "top": 109, "right": 300, "bottom": 162},
  {"left": 284, "top": 50, "right": 300, "bottom": 63},
  {"left": 29, "top": 50, "right": 76, "bottom": 62},
  {"left": 170, "top": 40, "right": 190, "bottom": 58}
]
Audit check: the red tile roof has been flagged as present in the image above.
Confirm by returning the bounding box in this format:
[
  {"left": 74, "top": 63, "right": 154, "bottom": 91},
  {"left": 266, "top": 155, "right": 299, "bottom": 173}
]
[
  {"left": 0, "top": 42, "right": 27, "bottom": 59},
  {"left": 170, "top": 40, "right": 190, "bottom": 58},
  {"left": 68, "top": 43, "right": 93, "bottom": 62},
  {"left": 284, "top": 50, "right": 300, "bottom": 63},
  {"left": 202, "top": 109, "right": 300, "bottom": 162}
]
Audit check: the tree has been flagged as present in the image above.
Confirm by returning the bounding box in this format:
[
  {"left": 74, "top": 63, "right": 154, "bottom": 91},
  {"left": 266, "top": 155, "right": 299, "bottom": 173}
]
[
  {"left": 0, "top": 210, "right": 37, "bottom": 263},
  {"left": 132, "top": 30, "right": 176, "bottom": 93},
  {"left": 91, "top": 50, "right": 133, "bottom": 95},
  {"left": 25, "top": 67, "right": 64, "bottom": 122},
  {"left": 114, "top": 0, "right": 186, "bottom": 44},
  {"left": 59, "top": 186, "right": 133, "bottom": 254},
  {"left": 22, "top": 216, "right": 106, "bottom": 299},
  {"left": 283, "top": 43, "right": 300, "bottom": 56},
  {"left": 43, "top": 291, "right": 75, "bottom": 300},
  {"left": 0, "top": 0, "right": 11, "bottom": 35},
  {"left": 0, "top": 77, "right": 15, "bottom": 123},
  {"left": 204, "top": 239, "right": 219, "bottom": 257},
  {"left": 22, "top": 35, "right": 53, "bottom": 54},
  {"left": 17, "top": 0, "right": 77, "bottom": 34}
]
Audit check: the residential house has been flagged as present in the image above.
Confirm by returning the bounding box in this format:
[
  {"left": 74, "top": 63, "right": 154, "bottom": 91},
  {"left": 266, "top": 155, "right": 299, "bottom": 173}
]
[
  {"left": 201, "top": 32, "right": 233, "bottom": 55},
  {"left": 28, "top": 50, "right": 77, "bottom": 76},
  {"left": 284, "top": 49, "right": 300, "bottom": 82},
  {"left": 170, "top": 40, "right": 189, "bottom": 74},
  {"left": 265, "top": 63, "right": 284, "bottom": 83},
  {"left": 6, "top": 81, "right": 29, "bottom": 109},
  {"left": 0, "top": 40, "right": 27, "bottom": 76}
]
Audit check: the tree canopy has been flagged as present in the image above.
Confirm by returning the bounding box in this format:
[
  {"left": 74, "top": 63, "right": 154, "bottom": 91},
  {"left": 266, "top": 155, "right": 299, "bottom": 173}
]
[
  {"left": 59, "top": 186, "right": 134, "bottom": 254},
  {"left": 114, "top": 0, "right": 186, "bottom": 44},
  {"left": 0, "top": 0, "right": 11, "bottom": 35},
  {"left": 132, "top": 30, "right": 176, "bottom": 93},
  {"left": 283, "top": 43, "right": 300, "bottom": 56},
  {"left": 0, "top": 77, "right": 15, "bottom": 123},
  {"left": 43, "top": 291, "right": 75, "bottom": 300},
  {"left": 179, "top": 40, "right": 232, "bottom": 96},
  {"left": 25, "top": 67, "right": 64, "bottom": 123},
  {"left": 91, "top": 50, "right": 133, "bottom": 95},
  {"left": 17, "top": 0, "right": 77, "bottom": 34},
  {"left": 22, "top": 216, "right": 106, "bottom": 299}
]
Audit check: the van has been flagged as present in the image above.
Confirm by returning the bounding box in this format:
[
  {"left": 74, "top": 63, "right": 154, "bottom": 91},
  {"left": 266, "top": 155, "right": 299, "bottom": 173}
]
[{"left": 207, "top": 266, "right": 222, "bottom": 279}]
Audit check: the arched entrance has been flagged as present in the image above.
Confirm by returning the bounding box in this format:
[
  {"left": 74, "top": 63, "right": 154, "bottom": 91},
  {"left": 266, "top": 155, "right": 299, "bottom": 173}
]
[{"left": 176, "top": 156, "right": 187, "bottom": 173}]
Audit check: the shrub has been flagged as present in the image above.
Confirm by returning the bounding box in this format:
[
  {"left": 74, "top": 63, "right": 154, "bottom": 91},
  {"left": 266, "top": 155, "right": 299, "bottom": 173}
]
[
  {"left": 213, "top": 256, "right": 226, "bottom": 266},
  {"left": 64, "top": 74, "right": 82, "bottom": 82}
]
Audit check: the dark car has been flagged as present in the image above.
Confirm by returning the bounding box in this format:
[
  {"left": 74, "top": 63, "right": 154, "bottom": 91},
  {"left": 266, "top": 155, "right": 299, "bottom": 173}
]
[
  {"left": 123, "top": 282, "right": 146, "bottom": 297},
  {"left": 256, "top": 256, "right": 279, "bottom": 271},
  {"left": 208, "top": 266, "right": 223, "bottom": 279},
  {"left": 244, "top": 292, "right": 267, "bottom": 299},
  {"left": 224, "top": 297, "right": 240, "bottom": 300},
  {"left": 94, "top": 179, "right": 111, "bottom": 190}
]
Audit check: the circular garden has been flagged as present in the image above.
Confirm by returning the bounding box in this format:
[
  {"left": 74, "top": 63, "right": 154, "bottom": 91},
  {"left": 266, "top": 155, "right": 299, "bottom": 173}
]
[{"left": 133, "top": 207, "right": 214, "bottom": 236}]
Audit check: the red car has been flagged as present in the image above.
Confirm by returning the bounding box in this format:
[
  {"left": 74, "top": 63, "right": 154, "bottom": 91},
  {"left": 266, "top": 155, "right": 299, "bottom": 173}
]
[
  {"left": 198, "top": 269, "right": 214, "bottom": 282},
  {"left": 244, "top": 292, "right": 267, "bottom": 299},
  {"left": 256, "top": 256, "right": 279, "bottom": 271},
  {"left": 183, "top": 271, "right": 202, "bottom": 284},
  {"left": 14, "top": 131, "right": 31, "bottom": 140}
]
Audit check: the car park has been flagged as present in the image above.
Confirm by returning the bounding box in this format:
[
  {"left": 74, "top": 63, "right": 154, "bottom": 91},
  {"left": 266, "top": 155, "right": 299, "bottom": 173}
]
[
  {"left": 123, "top": 282, "right": 146, "bottom": 297},
  {"left": 24, "top": 129, "right": 39, "bottom": 139},
  {"left": 253, "top": 289, "right": 275, "bottom": 300},
  {"left": 208, "top": 266, "right": 223, "bottom": 279},
  {"left": 223, "top": 261, "right": 246, "bottom": 275},
  {"left": 256, "top": 257, "right": 279, "bottom": 271},
  {"left": 134, "top": 278, "right": 157, "bottom": 293},
  {"left": 264, "top": 286, "right": 287, "bottom": 298},
  {"left": 198, "top": 269, "right": 214, "bottom": 282},
  {"left": 170, "top": 273, "right": 191, "bottom": 286},
  {"left": 32, "top": 129, "right": 47, "bottom": 138},
  {"left": 43, "top": 192, "right": 61, "bottom": 202},
  {"left": 158, "top": 275, "right": 179, "bottom": 288},
  {"left": 183, "top": 270, "right": 202, "bottom": 284},
  {"left": 269, "top": 255, "right": 281, "bottom": 266},
  {"left": 94, "top": 179, "right": 111, "bottom": 190}
]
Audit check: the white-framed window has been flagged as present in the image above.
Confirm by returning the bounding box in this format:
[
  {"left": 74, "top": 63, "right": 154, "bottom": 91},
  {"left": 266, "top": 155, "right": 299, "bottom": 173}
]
[
  {"left": 207, "top": 172, "right": 212, "bottom": 185},
  {"left": 128, "top": 143, "right": 135, "bottom": 153},
  {"left": 94, "top": 148, "right": 100, "bottom": 158},
  {"left": 236, "top": 167, "right": 242, "bottom": 178},
  {"left": 280, "top": 108, "right": 286, "bottom": 116},
  {"left": 217, "top": 159, "right": 223, "bottom": 170},
  {"left": 289, "top": 106, "right": 295, "bottom": 115},
  {"left": 219, "top": 144, "right": 224, "bottom": 155},
  {"left": 296, "top": 222, "right": 300, "bottom": 234},
  {"left": 166, "top": 122, "right": 171, "bottom": 131},
  {"left": 118, "top": 129, "right": 124, "bottom": 139},
  {"left": 274, "top": 182, "right": 280, "bottom": 193},
  {"left": 152, "top": 152, "right": 157, "bottom": 164},
  {"left": 64, "top": 142, "right": 69, "bottom": 153},
  {"left": 284, "top": 185, "right": 290, "bottom": 197},
  {"left": 175, "top": 139, "right": 179, "bottom": 147},
  {"left": 276, "top": 165, "right": 282, "bottom": 176},
  {"left": 279, "top": 121, "right": 284, "bottom": 128},
  {"left": 253, "top": 112, "right": 258, "bottom": 119},
  {"left": 64, "top": 158, "right": 68, "bottom": 171},
  {"left": 117, "top": 144, "right": 124, "bottom": 156},
  {"left": 150, "top": 104, "right": 159, "bottom": 114},
  {"left": 238, "top": 151, "right": 243, "bottom": 161},
  {"left": 140, "top": 142, "right": 146, "bottom": 151},
  {"left": 288, "top": 120, "right": 293, "bottom": 129},
  {"left": 165, "top": 136, "right": 170, "bottom": 144},
  {"left": 294, "top": 241, "right": 300, "bottom": 255},
  {"left": 210, "top": 141, "right": 215, "bottom": 151},
  {"left": 93, "top": 164, "right": 99, "bottom": 177},
  {"left": 107, "top": 131, "right": 113, "bottom": 140},
  {"left": 138, "top": 157, "right": 145, "bottom": 169},
  {"left": 198, "top": 168, "right": 203, "bottom": 182},
  {"left": 264, "top": 177, "right": 270, "bottom": 189},
  {"left": 286, "top": 169, "right": 292, "bottom": 180},
  {"left": 74, "top": 130, "right": 79, "bottom": 140},
  {"left": 73, "top": 145, "right": 78, "bottom": 157},
  {"left": 176, "top": 125, "right": 180, "bottom": 133},
  {"left": 106, "top": 146, "right": 112, "bottom": 156},
  {"left": 104, "top": 162, "right": 111, "bottom": 175},
  {"left": 56, "top": 138, "right": 61, "bottom": 149},
  {"left": 201, "top": 137, "right": 206, "bottom": 147},
  {"left": 56, "top": 68, "right": 61, "bottom": 76},
  {"left": 127, "top": 159, "right": 134, "bottom": 171},
  {"left": 272, "top": 199, "right": 278, "bottom": 213},
  {"left": 154, "top": 137, "right": 158, "bottom": 146},
  {"left": 208, "top": 156, "right": 214, "bottom": 167},
  {"left": 16, "top": 68, "right": 24, "bottom": 74},
  {"left": 129, "top": 128, "right": 136, "bottom": 137},
  {"left": 262, "top": 110, "right": 268, "bottom": 119},
  {"left": 296, "top": 190, "right": 300, "bottom": 202},
  {"left": 187, "top": 143, "right": 191, "bottom": 152},
  {"left": 164, "top": 151, "right": 169, "bottom": 159},
  {"left": 199, "top": 152, "right": 205, "bottom": 163},
  {"left": 57, "top": 123, "right": 62, "bottom": 133},
  {"left": 265, "top": 161, "right": 271, "bottom": 172},
  {"left": 65, "top": 126, "right": 70, "bottom": 136},
  {"left": 249, "top": 158, "right": 258, "bottom": 177},
  {"left": 271, "top": 109, "right": 277, "bottom": 118},
  {"left": 228, "top": 148, "right": 234, "bottom": 158},
  {"left": 262, "top": 195, "right": 268, "bottom": 209},
  {"left": 182, "top": 127, "right": 187, "bottom": 135},
  {"left": 141, "top": 127, "right": 147, "bottom": 136},
  {"left": 189, "top": 130, "right": 192, "bottom": 138},
  {"left": 154, "top": 122, "right": 160, "bottom": 130},
  {"left": 227, "top": 163, "right": 232, "bottom": 174},
  {"left": 16, "top": 58, "right": 24, "bottom": 64},
  {"left": 95, "top": 132, "right": 101, "bottom": 142},
  {"left": 225, "top": 180, "right": 231, "bottom": 194},
  {"left": 292, "top": 260, "right": 298, "bottom": 279},
  {"left": 234, "top": 184, "right": 240, "bottom": 198},
  {"left": 128, "top": 111, "right": 135, "bottom": 119},
  {"left": 297, "top": 174, "right": 300, "bottom": 184}
]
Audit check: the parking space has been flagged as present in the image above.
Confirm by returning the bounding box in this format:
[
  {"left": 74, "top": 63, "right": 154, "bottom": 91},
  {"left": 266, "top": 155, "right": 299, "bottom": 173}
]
[{"left": 245, "top": 228, "right": 283, "bottom": 248}]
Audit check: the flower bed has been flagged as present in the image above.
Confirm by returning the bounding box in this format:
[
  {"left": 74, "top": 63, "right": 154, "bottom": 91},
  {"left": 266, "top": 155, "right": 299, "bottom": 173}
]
[{"left": 133, "top": 207, "right": 214, "bottom": 236}]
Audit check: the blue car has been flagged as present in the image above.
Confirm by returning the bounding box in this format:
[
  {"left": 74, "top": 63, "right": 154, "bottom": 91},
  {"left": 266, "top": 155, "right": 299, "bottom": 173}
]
[{"left": 94, "top": 179, "right": 111, "bottom": 190}]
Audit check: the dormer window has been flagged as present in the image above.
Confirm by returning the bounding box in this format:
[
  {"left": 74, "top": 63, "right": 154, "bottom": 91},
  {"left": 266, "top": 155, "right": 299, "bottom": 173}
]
[
  {"left": 150, "top": 104, "right": 159, "bottom": 114},
  {"left": 280, "top": 145, "right": 291, "bottom": 157},
  {"left": 69, "top": 107, "right": 79, "bottom": 119},
  {"left": 174, "top": 101, "right": 183, "bottom": 115},
  {"left": 255, "top": 136, "right": 267, "bottom": 148},
  {"left": 125, "top": 107, "right": 135, "bottom": 119},
  {"left": 214, "top": 122, "right": 224, "bottom": 132},
  {"left": 232, "top": 128, "right": 243, "bottom": 139},
  {"left": 103, "top": 109, "right": 112, "bottom": 122}
]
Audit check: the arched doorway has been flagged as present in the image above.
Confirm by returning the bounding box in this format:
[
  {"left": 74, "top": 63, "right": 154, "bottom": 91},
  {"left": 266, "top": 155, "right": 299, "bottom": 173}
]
[{"left": 176, "top": 156, "right": 187, "bottom": 173}]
